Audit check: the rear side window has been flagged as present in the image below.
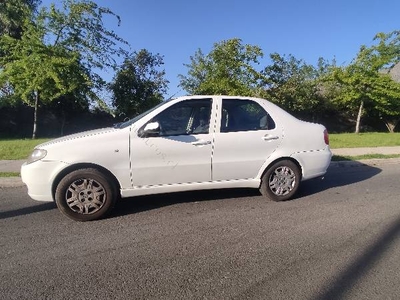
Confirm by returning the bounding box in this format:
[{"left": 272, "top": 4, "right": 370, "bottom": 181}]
[{"left": 220, "top": 99, "right": 275, "bottom": 132}]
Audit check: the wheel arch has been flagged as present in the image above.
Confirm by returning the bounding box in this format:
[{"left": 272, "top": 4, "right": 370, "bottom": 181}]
[
  {"left": 260, "top": 156, "right": 303, "bottom": 183},
  {"left": 51, "top": 163, "right": 121, "bottom": 201}
]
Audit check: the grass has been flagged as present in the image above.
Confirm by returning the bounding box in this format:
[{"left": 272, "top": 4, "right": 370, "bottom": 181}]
[
  {"left": 0, "top": 132, "right": 399, "bottom": 165},
  {"left": 329, "top": 132, "right": 400, "bottom": 149},
  {"left": 0, "top": 172, "right": 20, "bottom": 177},
  {"left": 332, "top": 154, "right": 400, "bottom": 161},
  {"left": 0, "top": 138, "right": 49, "bottom": 160}
]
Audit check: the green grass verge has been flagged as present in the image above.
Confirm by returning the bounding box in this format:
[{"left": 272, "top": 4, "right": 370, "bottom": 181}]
[
  {"left": 332, "top": 154, "right": 400, "bottom": 161},
  {"left": 0, "top": 135, "right": 399, "bottom": 177},
  {"left": 329, "top": 132, "right": 400, "bottom": 149},
  {"left": 0, "top": 172, "right": 20, "bottom": 177},
  {"left": 0, "top": 138, "right": 49, "bottom": 160},
  {"left": 0, "top": 132, "right": 400, "bottom": 160}
]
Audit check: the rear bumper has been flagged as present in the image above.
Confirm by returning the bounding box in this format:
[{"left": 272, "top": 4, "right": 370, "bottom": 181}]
[{"left": 291, "top": 147, "right": 332, "bottom": 181}]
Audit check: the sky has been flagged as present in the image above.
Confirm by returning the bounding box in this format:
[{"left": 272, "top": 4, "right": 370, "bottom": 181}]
[{"left": 41, "top": 0, "right": 400, "bottom": 98}]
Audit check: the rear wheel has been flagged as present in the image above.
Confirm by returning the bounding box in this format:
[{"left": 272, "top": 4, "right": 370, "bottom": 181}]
[
  {"left": 55, "top": 168, "right": 117, "bottom": 221},
  {"left": 260, "top": 160, "right": 301, "bottom": 201}
]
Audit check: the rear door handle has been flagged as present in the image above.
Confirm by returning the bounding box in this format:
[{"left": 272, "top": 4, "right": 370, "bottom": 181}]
[
  {"left": 262, "top": 135, "right": 279, "bottom": 141},
  {"left": 191, "top": 140, "right": 211, "bottom": 146}
]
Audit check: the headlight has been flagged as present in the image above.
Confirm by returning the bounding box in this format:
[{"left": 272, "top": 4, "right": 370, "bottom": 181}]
[{"left": 27, "top": 149, "right": 47, "bottom": 164}]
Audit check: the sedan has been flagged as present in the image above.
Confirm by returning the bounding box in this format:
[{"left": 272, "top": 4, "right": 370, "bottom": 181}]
[{"left": 21, "top": 95, "right": 332, "bottom": 221}]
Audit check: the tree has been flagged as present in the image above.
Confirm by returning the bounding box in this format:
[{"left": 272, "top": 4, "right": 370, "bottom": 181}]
[
  {"left": 328, "top": 31, "right": 400, "bottom": 133},
  {"left": 261, "top": 53, "right": 331, "bottom": 119},
  {"left": 0, "top": 15, "right": 87, "bottom": 138},
  {"left": 0, "top": 82, "right": 17, "bottom": 107},
  {"left": 0, "top": 0, "right": 41, "bottom": 39},
  {"left": 46, "top": 91, "right": 90, "bottom": 136},
  {"left": 179, "top": 38, "right": 265, "bottom": 96},
  {"left": 109, "top": 49, "right": 168, "bottom": 120},
  {"left": 0, "top": 0, "right": 42, "bottom": 107},
  {"left": 0, "top": 0, "right": 128, "bottom": 138}
]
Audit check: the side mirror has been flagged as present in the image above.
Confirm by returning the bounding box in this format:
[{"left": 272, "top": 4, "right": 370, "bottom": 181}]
[{"left": 140, "top": 121, "right": 160, "bottom": 137}]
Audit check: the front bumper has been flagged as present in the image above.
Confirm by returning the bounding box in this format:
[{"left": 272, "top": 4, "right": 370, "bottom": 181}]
[{"left": 21, "top": 160, "right": 69, "bottom": 202}]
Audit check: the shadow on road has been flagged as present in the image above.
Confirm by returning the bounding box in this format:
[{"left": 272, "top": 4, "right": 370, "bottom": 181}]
[
  {"left": 0, "top": 161, "right": 374, "bottom": 220},
  {"left": 297, "top": 162, "right": 382, "bottom": 198},
  {"left": 112, "top": 188, "right": 260, "bottom": 218},
  {"left": 0, "top": 202, "right": 56, "bottom": 220},
  {"left": 112, "top": 162, "right": 382, "bottom": 219},
  {"left": 0, "top": 163, "right": 383, "bottom": 221},
  {"left": 314, "top": 215, "right": 400, "bottom": 299}
]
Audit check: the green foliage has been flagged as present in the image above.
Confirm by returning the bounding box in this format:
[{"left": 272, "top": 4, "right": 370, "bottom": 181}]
[
  {"left": 0, "top": 0, "right": 129, "bottom": 137},
  {"left": 46, "top": 92, "right": 91, "bottom": 135},
  {"left": 1, "top": 4, "right": 399, "bottom": 137},
  {"left": 44, "top": 0, "right": 128, "bottom": 76},
  {"left": 326, "top": 31, "right": 400, "bottom": 132},
  {"left": 179, "top": 38, "right": 265, "bottom": 96},
  {"left": 0, "top": 0, "right": 41, "bottom": 107},
  {"left": 0, "top": 20, "right": 87, "bottom": 105},
  {"left": 0, "top": 0, "right": 41, "bottom": 39},
  {"left": 0, "top": 82, "right": 19, "bottom": 107},
  {"left": 109, "top": 49, "right": 168, "bottom": 119},
  {"left": 262, "top": 53, "right": 334, "bottom": 117}
]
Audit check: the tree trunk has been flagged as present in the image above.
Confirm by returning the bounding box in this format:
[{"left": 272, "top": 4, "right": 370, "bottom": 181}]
[
  {"left": 355, "top": 100, "right": 364, "bottom": 134},
  {"left": 32, "top": 91, "right": 39, "bottom": 139},
  {"left": 383, "top": 118, "right": 399, "bottom": 133}
]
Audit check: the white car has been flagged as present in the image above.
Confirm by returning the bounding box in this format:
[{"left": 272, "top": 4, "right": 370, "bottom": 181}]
[{"left": 21, "top": 95, "right": 332, "bottom": 221}]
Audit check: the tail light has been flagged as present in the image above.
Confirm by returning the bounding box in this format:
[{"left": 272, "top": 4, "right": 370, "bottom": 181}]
[{"left": 323, "top": 129, "right": 329, "bottom": 145}]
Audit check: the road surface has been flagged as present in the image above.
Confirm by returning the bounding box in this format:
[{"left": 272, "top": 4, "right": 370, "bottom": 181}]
[{"left": 1, "top": 162, "right": 400, "bottom": 299}]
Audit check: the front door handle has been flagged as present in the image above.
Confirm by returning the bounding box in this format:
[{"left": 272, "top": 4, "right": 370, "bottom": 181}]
[
  {"left": 191, "top": 140, "right": 211, "bottom": 146},
  {"left": 262, "top": 135, "right": 279, "bottom": 141}
]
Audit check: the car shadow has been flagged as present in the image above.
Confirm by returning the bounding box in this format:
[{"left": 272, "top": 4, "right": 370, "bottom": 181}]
[
  {"left": 111, "top": 188, "right": 260, "bottom": 218},
  {"left": 0, "top": 202, "right": 56, "bottom": 220},
  {"left": 297, "top": 162, "right": 382, "bottom": 198},
  {"left": 112, "top": 162, "right": 382, "bottom": 219},
  {"left": 0, "top": 163, "right": 381, "bottom": 221}
]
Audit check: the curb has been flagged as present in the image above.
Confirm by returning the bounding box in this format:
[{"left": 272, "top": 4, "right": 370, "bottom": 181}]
[
  {"left": 0, "top": 177, "right": 25, "bottom": 188},
  {"left": 1, "top": 158, "right": 399, "bottom": 188},
  {"left": 329, "top": 157, "right": 400, "bottom": 168}
]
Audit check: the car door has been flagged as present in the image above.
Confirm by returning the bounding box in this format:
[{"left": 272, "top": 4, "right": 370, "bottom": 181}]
[
  {"left": 212, "top": 98, "right": 283, "bottom": 181},
  {"left": 130, "top": 98, "right": 214, "bottom": 187}
]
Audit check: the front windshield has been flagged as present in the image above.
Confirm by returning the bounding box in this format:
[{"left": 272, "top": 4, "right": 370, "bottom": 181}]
[{"left": 114, "top": 101, "right": 170, "bottom": 129}]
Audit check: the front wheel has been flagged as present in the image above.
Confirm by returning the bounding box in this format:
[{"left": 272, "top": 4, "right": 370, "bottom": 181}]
[
  {"left": 55, "top": 168, "right": 117, "bottom": 221},
  {"left": 260, "top": 160, "right": 301, "bottom": 201}
]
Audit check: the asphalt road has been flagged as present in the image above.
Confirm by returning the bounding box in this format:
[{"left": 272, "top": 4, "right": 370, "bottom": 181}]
[{"left": 1, "top": 162, "right": 400, "bottom": 300}]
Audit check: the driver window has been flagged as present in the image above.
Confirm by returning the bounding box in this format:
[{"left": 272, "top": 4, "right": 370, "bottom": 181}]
[{"left": 150, "top": 99, "right": 212, "bottom": 137}]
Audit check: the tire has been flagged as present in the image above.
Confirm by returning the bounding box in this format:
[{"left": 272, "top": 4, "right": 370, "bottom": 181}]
[
  {"left": 259, "top": 160, "right": 301, "bottom": 201},
  {"left": 55, "top": 168, "right": 117, "bottom": 221}
]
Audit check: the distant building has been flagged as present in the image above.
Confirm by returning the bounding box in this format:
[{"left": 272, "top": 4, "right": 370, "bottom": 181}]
[
  {"left": 382, "top": 62, "right": 400, "bottom": 82},
  {"left": 389, "top": 62, "right": 400, "bottom": 82}
]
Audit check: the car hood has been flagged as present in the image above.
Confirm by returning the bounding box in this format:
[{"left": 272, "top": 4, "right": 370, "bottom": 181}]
[{"left": 37, "top": 127, "right": 118, "bottom": 149}]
